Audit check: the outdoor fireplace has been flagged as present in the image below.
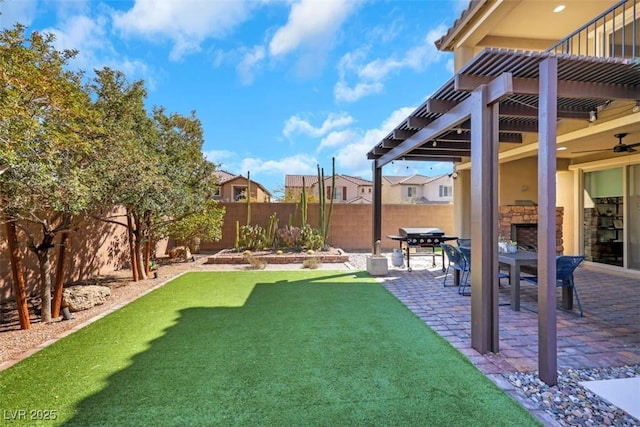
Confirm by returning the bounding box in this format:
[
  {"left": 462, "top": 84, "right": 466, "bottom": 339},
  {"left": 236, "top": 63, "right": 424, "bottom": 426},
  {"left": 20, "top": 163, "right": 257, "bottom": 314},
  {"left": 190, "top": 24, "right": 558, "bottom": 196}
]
[
  {"left": 511, "top": 223, "right": 537, "bottom": 251},
  {"left": 498, "top": 205, "right": 564, "bottom": 254}
]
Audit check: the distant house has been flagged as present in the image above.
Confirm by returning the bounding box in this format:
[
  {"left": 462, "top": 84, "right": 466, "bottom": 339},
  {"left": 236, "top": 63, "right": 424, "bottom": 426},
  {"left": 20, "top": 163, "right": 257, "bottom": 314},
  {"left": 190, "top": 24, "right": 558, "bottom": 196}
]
[
  {"left": 284, "top": 174, "right": 373, "bottom": 203},
  {"left": 213, "top": 170, "right": 272, "bottom": 202},
  {"left": 382, "top": 174, "right": 453, "bottom": 204}
]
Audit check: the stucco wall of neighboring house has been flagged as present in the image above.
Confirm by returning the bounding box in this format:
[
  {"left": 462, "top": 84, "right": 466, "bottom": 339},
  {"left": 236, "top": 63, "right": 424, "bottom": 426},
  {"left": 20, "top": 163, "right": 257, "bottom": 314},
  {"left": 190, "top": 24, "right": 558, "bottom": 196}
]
[
  {"left": 199, "top": 202, "right": 454, "bottom": 253},
  {"left": 220, "top": 179, "right": 270, "bottom": 202},
  {"left": 423, "top": 176, "right": 453, "bottom": 202}
]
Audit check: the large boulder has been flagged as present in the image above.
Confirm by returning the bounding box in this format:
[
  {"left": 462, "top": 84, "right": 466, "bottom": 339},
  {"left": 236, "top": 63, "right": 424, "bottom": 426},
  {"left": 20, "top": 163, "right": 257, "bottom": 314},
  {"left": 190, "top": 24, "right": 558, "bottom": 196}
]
[
  {"left": 62, "top": 285, "right": 111, "bottom": 312},
  {"left": 169, "top": 245, "right": 192, "bottom": 261}
]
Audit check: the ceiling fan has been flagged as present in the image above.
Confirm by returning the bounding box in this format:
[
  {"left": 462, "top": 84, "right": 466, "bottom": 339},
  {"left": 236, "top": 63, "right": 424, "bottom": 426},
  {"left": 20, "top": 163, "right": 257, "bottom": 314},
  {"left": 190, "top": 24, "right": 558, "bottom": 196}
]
[{"left": 574, "top": 133, "right": 640, "bottom": 154}]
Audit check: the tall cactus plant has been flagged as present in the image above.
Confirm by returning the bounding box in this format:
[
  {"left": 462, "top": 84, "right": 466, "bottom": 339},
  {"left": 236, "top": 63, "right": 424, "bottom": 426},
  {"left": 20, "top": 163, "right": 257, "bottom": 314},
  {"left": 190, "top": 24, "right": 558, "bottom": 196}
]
[{"left": 246, "top": 171, "right": 251, "bottom": 225}]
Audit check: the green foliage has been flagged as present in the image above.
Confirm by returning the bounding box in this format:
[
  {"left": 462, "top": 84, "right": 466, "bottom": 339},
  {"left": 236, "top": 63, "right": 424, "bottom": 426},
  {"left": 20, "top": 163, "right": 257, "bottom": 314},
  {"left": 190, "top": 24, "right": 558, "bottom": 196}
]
[
  {"left": 237, "top": 224, "right": 273, "bottom": 250},
  {"left": 166, "top": 201, "right": 225, "bottom": 251},
  {"left": 298, "top": 224, "right": 324, "bottom": 250}
]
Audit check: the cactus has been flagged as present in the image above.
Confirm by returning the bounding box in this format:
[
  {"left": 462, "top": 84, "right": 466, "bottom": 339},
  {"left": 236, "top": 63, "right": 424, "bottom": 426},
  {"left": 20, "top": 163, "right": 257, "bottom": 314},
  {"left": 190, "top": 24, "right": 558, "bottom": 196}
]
[
  {"left": 323, "top": 157, "right": 336, "bottom": 247},
  {"left": 235, "top": 220, "right": 240, "bottom": 251},
  {"left": 266, "top": 213, "right": 279, "bottom": 247},
  {"left": 300, "top": 176, "right": 308, "bottom": 226},
  {"left": 246, "top": 171, "right": 251, "bottom": 225}
]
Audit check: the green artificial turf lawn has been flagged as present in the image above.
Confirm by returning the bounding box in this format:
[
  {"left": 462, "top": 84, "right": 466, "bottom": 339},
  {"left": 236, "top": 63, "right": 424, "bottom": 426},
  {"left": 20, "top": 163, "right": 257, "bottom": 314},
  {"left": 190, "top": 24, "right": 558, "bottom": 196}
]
[{"left": 0, "top": 271, "right": 540, "bottom": 426}]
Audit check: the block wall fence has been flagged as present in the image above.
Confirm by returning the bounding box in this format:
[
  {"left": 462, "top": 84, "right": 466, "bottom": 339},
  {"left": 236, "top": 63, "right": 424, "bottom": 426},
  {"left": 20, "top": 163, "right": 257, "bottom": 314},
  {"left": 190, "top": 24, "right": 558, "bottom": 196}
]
[{"left": 0, "top": 203, "right": 453, "bottom": 300}]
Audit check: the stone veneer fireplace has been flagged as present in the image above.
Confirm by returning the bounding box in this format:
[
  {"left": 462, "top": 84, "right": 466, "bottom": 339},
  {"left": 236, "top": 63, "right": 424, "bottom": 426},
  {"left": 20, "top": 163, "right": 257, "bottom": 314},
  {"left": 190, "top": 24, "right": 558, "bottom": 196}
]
[{"left": 498, "top": 205, "right": 564, "bottom": 254}]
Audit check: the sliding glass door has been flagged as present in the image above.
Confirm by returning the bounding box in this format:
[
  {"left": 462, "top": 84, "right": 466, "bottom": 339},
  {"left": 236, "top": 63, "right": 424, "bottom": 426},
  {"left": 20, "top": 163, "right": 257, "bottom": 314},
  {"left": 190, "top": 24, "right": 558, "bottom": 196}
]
[
  {"left": 583, "top": 168, "right": 624, "bottom": 267},
  {"left": 629, "top": 164, "right": 640, "bottom": 270}
]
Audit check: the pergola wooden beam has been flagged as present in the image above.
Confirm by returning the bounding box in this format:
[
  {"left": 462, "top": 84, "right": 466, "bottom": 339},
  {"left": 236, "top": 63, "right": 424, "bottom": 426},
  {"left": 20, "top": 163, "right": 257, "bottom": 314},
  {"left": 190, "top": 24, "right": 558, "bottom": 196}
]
[
  {"left": 456, "top": 74, "right": 640, "bottom": 101},
  {"left": 375, "top": 74, "right": 514, "bottom": 168}
]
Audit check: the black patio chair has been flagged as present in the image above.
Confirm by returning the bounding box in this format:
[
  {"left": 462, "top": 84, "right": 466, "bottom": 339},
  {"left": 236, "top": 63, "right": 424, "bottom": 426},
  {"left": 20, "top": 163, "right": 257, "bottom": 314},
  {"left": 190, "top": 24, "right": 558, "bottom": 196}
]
[
  {"left": 440, "top": 243, "right": 470, "bottom": 294},
  {"left": 521, "top": 255, "right": 585, "bottom": 317},
  {"left": 458, "top": 246, "right": 509, "bottom": 297}
]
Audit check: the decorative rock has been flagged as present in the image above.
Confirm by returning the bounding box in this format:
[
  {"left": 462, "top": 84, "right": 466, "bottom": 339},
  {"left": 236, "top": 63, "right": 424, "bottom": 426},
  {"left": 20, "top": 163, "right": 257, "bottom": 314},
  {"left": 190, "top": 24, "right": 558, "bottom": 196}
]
[
  {"left": 62, "top": 285, "right": 111, "bottom": 312},
  {"left": 169, "top": 246, "right": 192, "bottom": 261}
]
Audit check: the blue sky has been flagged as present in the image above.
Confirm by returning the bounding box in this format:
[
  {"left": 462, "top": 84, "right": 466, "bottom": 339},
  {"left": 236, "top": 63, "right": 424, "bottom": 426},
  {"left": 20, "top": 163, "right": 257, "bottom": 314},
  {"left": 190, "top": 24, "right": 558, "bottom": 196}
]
[{"left": 1, "top": 0, "right": 465, "bottom": 196}]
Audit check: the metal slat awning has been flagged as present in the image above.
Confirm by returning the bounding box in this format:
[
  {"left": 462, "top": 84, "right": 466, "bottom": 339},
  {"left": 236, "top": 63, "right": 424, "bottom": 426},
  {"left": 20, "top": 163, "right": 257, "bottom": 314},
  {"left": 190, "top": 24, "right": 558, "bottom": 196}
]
[{"left": 367, "top": 48, "right": 640, "bottom": 165}]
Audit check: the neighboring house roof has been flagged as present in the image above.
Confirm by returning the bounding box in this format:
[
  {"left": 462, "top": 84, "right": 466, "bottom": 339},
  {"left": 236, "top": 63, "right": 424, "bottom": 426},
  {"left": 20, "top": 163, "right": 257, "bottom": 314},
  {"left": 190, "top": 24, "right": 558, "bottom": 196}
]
[
  {"left": 285, "top": 174, "right": 373, "bottom": 188},
  {"left": 214, "top": 170, "right": 272, "bottom": 197},
  {"left": 212, "top": 169, "right": 237, "bottom": 184},
  {"left": 383, "top": 174, "right": 448, "bottom": 185},
  {"left": 345, "top": 195, "right": 372, "bottom": 204}
]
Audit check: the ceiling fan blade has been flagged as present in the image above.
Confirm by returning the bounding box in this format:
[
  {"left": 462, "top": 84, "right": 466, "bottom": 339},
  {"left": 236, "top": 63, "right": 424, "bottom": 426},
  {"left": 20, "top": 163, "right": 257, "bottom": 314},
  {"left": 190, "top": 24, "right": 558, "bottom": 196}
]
[
  {"left": 573, "top": 148, "right": 611, "bottom": 153},
  {"left": 626, "top": 142, "right": 640, "bottom": 148}
]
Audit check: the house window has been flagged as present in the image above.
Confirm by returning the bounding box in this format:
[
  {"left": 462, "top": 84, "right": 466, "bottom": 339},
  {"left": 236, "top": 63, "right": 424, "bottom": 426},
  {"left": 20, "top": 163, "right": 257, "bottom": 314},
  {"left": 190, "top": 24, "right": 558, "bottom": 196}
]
[
  {"left": 439, "top": 185, "right": 452, "bottom": 197},
  {"left": 233, "top": 186, "right": 247, "bottom": 201},
  {"left": 368, "top": 188, "right": 371, "bottom": 193},
  {"left": 333, "top": 186, "right": 343, "bottom": 200},
  {"left": 407, "top": 186, "right": 417, "bottom": 197},
  {"left": 213, "top": 186, "right": 221, "bottom": 197}
]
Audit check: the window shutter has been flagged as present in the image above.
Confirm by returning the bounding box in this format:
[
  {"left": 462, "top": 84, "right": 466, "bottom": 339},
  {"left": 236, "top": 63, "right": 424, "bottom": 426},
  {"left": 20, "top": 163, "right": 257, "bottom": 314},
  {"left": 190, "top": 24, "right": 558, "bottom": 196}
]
[
  {"left": 342, "top": 186, "right": 347, "bottom": 200},
  {"left": 327, "top": 186, "right": 331, "bottom": 200}
]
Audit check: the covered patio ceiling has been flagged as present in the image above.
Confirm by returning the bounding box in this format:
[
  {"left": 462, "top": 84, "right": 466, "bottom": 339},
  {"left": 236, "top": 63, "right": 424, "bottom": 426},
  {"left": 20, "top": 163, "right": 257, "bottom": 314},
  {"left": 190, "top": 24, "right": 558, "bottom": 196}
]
[{"left": 367, "top": 48, "right": 640, "bottom": 166}]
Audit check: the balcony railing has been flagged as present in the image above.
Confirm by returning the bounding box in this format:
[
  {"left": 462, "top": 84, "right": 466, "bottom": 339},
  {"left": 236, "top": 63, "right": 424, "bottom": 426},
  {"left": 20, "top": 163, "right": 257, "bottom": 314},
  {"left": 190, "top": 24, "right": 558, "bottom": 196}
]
[{"left": 547, "top": 0, "right": 639, "bottom": 59}]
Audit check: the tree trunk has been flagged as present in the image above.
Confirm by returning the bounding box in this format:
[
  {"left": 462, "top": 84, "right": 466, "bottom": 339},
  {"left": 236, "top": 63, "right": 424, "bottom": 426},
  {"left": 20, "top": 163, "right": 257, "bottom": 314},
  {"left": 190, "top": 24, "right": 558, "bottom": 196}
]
[
  {"left": 144, "top": 240, "right": 152, "bottom": 276},
  {"left": 52, "top": 231, "right": 69, "bottom": 319},
  {"left": 134, "top": 236, "right": 147, "bottom": 280},
  {"left": 35, "top": 242, "right": 54, "bottom": 323},
  {"left": 127, "top": 212, "right": 139, "bottom": 281},
  {"left": 4, "top": 218, "right": 30, "bottom": 329}
]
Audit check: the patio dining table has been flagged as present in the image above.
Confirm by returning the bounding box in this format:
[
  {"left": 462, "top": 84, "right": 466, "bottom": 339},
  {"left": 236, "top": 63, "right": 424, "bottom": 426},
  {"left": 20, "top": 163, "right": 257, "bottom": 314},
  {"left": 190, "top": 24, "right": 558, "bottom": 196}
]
[
  {"left": 498, "top": 250, "right": 538, "bottom": 311},
  {"left": 499, "top": 251, "right": 578, "bottom": 313}
]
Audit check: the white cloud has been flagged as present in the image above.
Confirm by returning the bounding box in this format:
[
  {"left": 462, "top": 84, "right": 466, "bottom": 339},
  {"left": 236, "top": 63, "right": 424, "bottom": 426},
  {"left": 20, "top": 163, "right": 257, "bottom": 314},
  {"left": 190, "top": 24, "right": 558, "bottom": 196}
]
[
  {"left": 268, "top": 0, "right": 359, "bottom": 57},
  {"left": 43, "top": 14, "right": 151, "bottom": 83},
  {"left": 241, "top": 154, "right": 318, "bottom": 181},
  {"left": 334, "top": 25, "right": 448, "bottom": 103},
  {"left": 0, "top": 0, "right": 38, "bottom": 28},
  {"left": 237, "top": 45, "right": 266, "bottom": 85},
  {"left": 112, "top": 0, "right": 253, "bottom": 60},
  {"left": 283, "top": 112, "right": 354, "bottom": 138},
  {"left": 333, "top": 80, "right": 383, "bottom": 103},
  {"left": 204, "top": 149, "right": 237, "bottom": 167},
  {"left": 333, "top": 106, "right": 414, "bottom": 175},
  {"left": 317, "top": 129, "right": 358, "bottom": 152}
]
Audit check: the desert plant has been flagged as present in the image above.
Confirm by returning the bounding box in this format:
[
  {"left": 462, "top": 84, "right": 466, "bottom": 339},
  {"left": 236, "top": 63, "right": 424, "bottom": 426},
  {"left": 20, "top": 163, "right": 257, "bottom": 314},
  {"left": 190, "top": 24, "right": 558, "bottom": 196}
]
[
  {"left": 277, "top": 225, "right": 301, "bottom": 249},
  {"left": 244, "top": 253, "right": 267, "bottom": 269},
  {"left": 238, "top": 224, "right": 271, "bottom": 250},
  {"left": 299, "top": 224, "right": 324, "bottom": 250},
  {"left": 302, "top": 257, "right": 321, "bottom": 269}
]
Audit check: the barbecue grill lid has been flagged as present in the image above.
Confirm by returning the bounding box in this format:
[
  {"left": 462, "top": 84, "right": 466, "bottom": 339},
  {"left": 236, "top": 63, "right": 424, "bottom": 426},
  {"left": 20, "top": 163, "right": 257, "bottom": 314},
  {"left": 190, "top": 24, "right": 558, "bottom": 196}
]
[{"left": 399, "top": 227, "right": 445, "bottom": 236}]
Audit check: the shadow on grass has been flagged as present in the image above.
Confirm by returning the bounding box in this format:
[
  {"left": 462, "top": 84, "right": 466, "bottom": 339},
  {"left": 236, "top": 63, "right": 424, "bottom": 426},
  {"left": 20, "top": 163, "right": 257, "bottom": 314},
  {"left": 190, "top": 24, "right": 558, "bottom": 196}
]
[{"left": 60, "top": 270, "right": 537, "bottom": 426}]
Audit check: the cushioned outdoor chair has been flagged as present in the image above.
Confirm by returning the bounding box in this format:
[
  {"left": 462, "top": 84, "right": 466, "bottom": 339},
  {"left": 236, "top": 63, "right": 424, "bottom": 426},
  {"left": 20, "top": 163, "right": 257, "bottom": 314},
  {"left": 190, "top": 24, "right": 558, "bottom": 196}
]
[
  {"left": 521, "top": 255, "right": 585, "bottom": 317},
  {"left": 440, "top": 243, "right": 470, "bottom": 295}
]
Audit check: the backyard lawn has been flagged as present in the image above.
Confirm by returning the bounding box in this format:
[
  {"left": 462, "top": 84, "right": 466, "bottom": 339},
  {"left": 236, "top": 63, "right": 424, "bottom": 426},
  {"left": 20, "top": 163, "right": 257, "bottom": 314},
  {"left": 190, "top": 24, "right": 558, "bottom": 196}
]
[{"left": 0, "top": 271, "right": 539, "bottom": 426}]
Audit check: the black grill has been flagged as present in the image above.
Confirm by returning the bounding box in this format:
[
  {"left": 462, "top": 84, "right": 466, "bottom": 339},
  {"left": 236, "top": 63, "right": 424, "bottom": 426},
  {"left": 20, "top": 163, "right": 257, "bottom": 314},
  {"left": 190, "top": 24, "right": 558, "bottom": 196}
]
[{"left": 388, "top": 228, "right": 457, "bottom": 272}]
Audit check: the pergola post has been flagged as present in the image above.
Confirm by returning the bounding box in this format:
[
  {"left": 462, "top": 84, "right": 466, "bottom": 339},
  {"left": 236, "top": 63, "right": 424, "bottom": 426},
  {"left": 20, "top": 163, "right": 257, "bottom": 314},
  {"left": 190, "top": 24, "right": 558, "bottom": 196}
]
[
  {"left": 470, "top": 85, "right": 500, "bottom": 353},
  {"left": 538, "top": 57, "right": 558, "bottom": 385},
  {"left": 372, "top": 161, "right": 382, "bottom": 252}
]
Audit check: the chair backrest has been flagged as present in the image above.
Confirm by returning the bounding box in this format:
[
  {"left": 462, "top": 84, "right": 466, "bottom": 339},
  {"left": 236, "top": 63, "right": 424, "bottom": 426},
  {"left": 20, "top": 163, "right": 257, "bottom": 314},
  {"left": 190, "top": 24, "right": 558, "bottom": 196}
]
[
  {"left": 555, "top": 255, "right": 585, "bottom": 284},
  {"left": 441, "top": 243, "right": 466, "bottom": 268},
  {"left": 457, "top": 238, "right": 471, "bottom": 247},
  {"left": 459, "top": 246, "right": 471, "bottom": 266}
]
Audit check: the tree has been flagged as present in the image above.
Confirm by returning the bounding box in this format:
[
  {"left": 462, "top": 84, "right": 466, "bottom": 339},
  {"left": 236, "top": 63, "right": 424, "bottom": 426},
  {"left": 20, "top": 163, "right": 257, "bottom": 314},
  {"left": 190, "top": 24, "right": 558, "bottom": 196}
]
[
  {"left": 88, "top": 67, "right": 158, "bottom": 281},
  {"left": 0, "top": 25, "right": 101, "bottom": 322}
]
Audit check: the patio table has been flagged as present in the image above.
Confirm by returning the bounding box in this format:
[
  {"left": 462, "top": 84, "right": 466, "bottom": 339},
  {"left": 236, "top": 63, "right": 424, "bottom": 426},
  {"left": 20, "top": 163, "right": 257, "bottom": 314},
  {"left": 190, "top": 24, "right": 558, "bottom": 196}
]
[{"left": 498, "top": 250, "right": 538, "bottom": 311}]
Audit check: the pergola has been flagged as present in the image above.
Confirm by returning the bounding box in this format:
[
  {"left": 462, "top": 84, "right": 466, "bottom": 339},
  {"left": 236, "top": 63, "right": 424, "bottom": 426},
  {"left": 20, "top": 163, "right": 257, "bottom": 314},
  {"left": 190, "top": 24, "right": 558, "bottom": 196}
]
[{"left": 367, "top": 48, "right": 640, "bottom": 385}]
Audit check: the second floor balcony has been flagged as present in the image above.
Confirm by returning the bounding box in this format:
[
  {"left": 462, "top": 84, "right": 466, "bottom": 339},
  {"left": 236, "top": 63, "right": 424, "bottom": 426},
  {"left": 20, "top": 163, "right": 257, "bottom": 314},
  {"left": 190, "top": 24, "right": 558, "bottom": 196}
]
[{"left": 548, "top": 0, "right": 639, "bottom": 59}]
